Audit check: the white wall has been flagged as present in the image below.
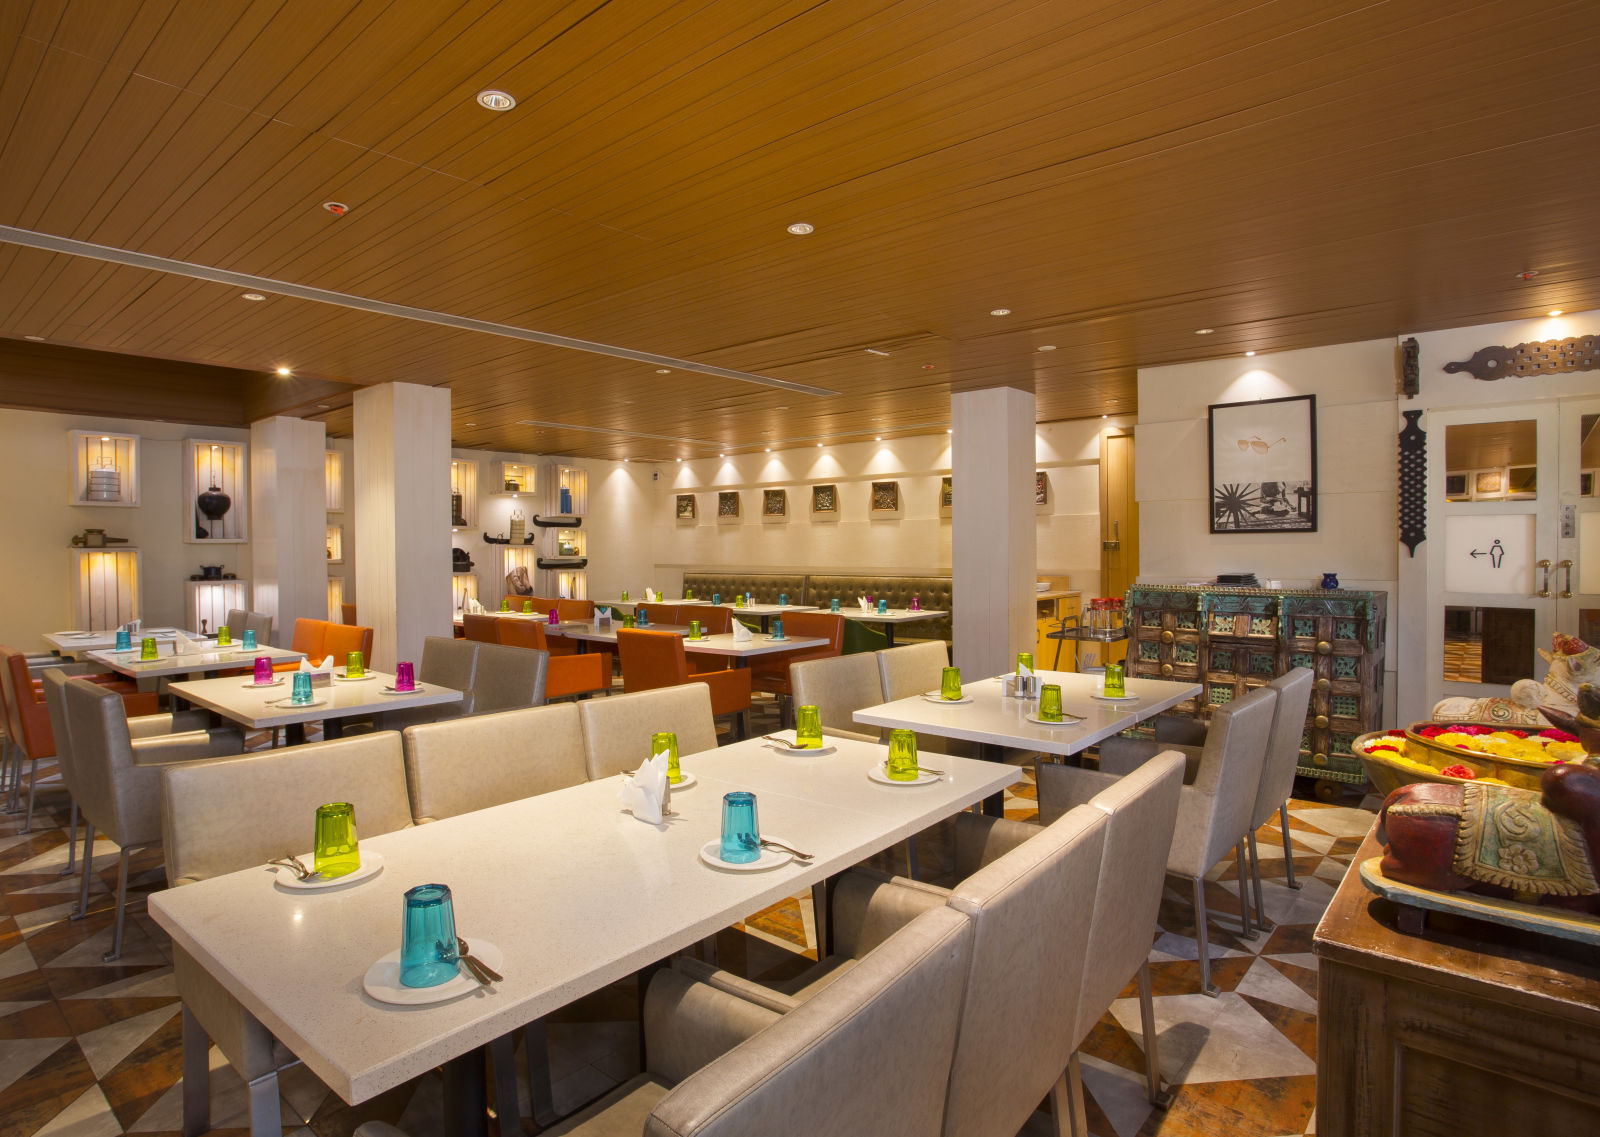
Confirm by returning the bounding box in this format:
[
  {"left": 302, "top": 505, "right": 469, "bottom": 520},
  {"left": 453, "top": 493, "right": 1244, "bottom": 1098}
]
[
  {"left": 0, "top": 407, "right": 251, "bottom": 648},
  {"left": 648, "top": 416, "right": 1132, "bottom": 595}
]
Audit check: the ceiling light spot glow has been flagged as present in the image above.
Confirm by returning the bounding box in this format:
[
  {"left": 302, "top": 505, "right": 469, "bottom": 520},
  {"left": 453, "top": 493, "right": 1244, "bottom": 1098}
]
[
  {"left": 1194, "top": 328, "right": 1214, "bottom": 335},
  {"left": 241, "top": 292, "right": 265, "bottom": 301},
  {"left": 476, "top": 90, "right": 515, "bottom": 111},
  {"left": 990, "top": 308, "right": 1010, "bottom": 316},
  {"left": 786, "top": 222, "right": 814, "bottom": 235}
]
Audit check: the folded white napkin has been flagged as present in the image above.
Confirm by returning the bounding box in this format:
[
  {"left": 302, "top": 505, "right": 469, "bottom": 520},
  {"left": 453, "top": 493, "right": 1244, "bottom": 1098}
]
[
  {"left": 298, "top": 655, "right": 336, "bottom": 672},
  {"left": 647, "top": 587, "right": 658, "bottom": 602},
  {"left": 618, "top": 749, "right": 672, "bottom": 824},
  {"left": 732, "top": 620, "right": 754, "bottom": 643},
  {"left": 465, "top": 598, "right": 485, "bottom": 615},
  {"left": 298, "top": 657, "right": 312, "bottom": 671},
  {"left": 857, "top": 596, "right": 871, "bottom": 611},
  {"left": 596, "top": 606, "right": 613, "bottom": 626}
]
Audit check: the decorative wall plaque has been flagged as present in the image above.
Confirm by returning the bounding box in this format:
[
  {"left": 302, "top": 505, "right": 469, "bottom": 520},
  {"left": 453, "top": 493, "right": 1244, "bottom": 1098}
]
[
  {"left": 717, "top": 491, "right": 740, "bottom": 518},
  {"left": 1035, "top": 471, "right": 1049, "bottom": 505},
  {"left": 870, "top": 481, "right": 901, "bottom": 513},
  {"left": 1398, "top": 410, "right": 1425, "bottom": 557},
  {"left": 1401, "top": 336, "right": 1419, "bottom": 398},
  {"left": 675, "top": 493, "right": 696, "bottom": 519},
  {"left": 1444, "top": 335, "right": 1598, "bottom": 381},
  {"left": 811, "top": 484, "right": 837, "bottom": 515},
  {"left": 763, "top": 489, "right": 787, "bottom": 517}
]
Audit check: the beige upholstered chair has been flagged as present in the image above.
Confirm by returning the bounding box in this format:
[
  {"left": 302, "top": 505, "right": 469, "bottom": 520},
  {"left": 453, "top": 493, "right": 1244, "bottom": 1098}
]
[
  {"left": 578, "top": 684, "right": 718, "bottom": 781},
  {"left": 1035, "top": 751, "right": 1187, "bottom": 1132},
  {"left": 62, "top": 677, "right": 242, "bottom": 961},
  {"left": 789, "top": 653, "right": 883, "bottom": 742},
  {"left": 875, "top": 640, "right": 950, "bottom": 700},
  {"left": 1099, "top": 684, "right": 1277, "bottom": 993},
  {"left": 359, "top": 904, "right": 973, "bottom": 1137},
  {"left": 160, "top": 732, "right": 415, "bottom": 1137},
  {"left": 378, "top": 636, "right": 480, "bottom": 730},
  {"left": 401, "top": 704, "right": 586, "bottom": 823},
  {"left": 223, "top": 608, "right": 273, "bottom": 645},
  {"left": 469, "top": 642, "right": 549, "bottom": 714}
]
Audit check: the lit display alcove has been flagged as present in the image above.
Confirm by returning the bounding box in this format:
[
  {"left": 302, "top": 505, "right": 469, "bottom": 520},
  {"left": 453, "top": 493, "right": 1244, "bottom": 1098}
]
[
  {"left": 451, "top": 459, "right": 478, "bottom": 526},
  {"left": 74, "top": 548, "right": 141, "bottom": 630},
  {"left": 326, "top": 524, "right": 343, "bottom": 564},
  {"left": 546, "top": 464, "right": 588, "bottom": 515},
  {"left": 554, "top": 569, "right": 587, "bottom": 600},
  {"left": 70, "top": 430, "right": 139, "bottom": 506},
  {"left": 326, "top": 577, "right": 345, "bottom": 623},
  {"left": 325, "top": 450, "right": 344, "bottom": 512},
  {"left": 491, "top": 461, "right": 535, "bottom": 497},
  {"left": 184, "top": 439, "right": 249, "bottom": 543},
  {"left": 187, "top": 579, "right": 250, "bottom": 634},
  {"left": 452, "top": 574, "right": 479, "bottom": 614}
]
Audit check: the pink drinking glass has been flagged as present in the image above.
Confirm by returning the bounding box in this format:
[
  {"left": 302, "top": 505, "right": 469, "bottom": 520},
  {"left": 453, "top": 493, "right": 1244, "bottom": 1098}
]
[
  {"left": 395, "top": 661, "right": 416, "bottom": 691},
  {"left": 252, "top": 656, "right": 273, "bottom": 685},
  {"left": 548, "top": 608, "right": 559, "bottom": 626}
]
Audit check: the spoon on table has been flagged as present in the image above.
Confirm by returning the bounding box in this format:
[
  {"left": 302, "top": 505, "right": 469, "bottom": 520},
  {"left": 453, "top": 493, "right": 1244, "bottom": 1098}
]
[
  {"left": 456, "top": 937, "right": 502, "bottom": 984},
  {"left": 759, "top": 838, "right": 813, "bottom": 861}
]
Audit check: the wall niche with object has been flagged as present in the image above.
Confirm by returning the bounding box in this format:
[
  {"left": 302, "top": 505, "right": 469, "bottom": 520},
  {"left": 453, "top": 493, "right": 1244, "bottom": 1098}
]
[
  {"left": 69, "top": 430, "right": 139, "bottom": 506},
  {"left": 184, "top": 439, "right": 248, "bottom": 543}
]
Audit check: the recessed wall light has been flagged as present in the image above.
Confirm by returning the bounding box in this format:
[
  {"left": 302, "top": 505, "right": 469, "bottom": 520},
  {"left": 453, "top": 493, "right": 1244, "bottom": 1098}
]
[
  {"left": 241, "top": 292, "right": 265, "bottom": 302},
  {"left": 275, "top": 366, "right": 291, "bottom": 376},
  {"left": 786, "top": 222, "right": 815, "bottom": 235},
  {"left": 1037, "top": 345, "right": 1056, "bottom": 352},
  {"left": 655, "top": 368, "right": 671, "bottom": 374},
  {"left": 23, "top": 334, "right": 44, "bottom": 341},
  {"left": 990, "top": 308, "right": 1011, "bottom": 316},
  {"left": 1549, "top": 309, "right": 1564, "bottom": 317},
  {"left": 1245, "top": 350, "right": 1256, "bottom": 357},
  {"left": 1194, "top": 328, "right": 1214, "bottom": 335},
  {"left": 476, "top": 90, "right": 515, "bottom": 111}
]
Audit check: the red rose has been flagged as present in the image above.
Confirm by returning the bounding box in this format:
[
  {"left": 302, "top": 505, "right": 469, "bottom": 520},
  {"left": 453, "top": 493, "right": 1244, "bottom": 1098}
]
[
  {"left": 1387, "top": 729, "right": 1407, "bottom": 737},
  {"left": 1439, "top": 764, "right": 1478, "bottom": 779}
]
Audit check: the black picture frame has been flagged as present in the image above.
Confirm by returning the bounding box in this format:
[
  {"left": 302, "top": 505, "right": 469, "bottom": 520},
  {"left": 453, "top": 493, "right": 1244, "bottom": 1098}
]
[{"left": 1207, "top": 394, "right": 1317, "bottom": 533}]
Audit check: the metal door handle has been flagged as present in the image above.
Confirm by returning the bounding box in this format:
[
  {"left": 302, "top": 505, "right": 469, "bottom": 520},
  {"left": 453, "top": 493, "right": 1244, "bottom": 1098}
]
[
  {"left": 1536, "top": 558, "right": 1552, "bottom": 598},
  {"left": 1558, "top": 559, "right": 1574, "bottom": 599}
]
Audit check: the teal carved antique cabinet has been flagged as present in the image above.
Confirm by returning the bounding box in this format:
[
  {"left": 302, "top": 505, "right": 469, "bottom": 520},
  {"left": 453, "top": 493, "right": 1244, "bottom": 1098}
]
[{"left": 1124, "top": 585, "right": 1387, "bottom": 798}]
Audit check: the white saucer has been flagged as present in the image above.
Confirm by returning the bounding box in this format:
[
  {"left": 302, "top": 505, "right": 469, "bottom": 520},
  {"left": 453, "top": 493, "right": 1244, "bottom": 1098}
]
[
  {"left": 270, "top": 696, "right": 328, "bottom": 708},
  {"left": 274, "top": 850, "right": 385, "bottom": 889},
  {"left": 668, "top": 772, "right": 698, "bottom": 789},
  {"left": 868, "top": 765, "right": 940, "bottom": 787},
  {"left": 764, "top": 741, "right": 838, "bottom": 757},
  {"left": 335, "top": 671, "right": 377, "bottom": 682},
  {"left": 1090, "top": 692, "right": 1140, "bottom": 702},
  {"left": 1025, "top": 712, "right": 1085, "bottom": 727},
  {"left": 698, "top": 835, "right": 795, "bottom": 872},
  {"left": 362, "top": 938, "right": 504, "bottom": 1006},
  {"left": 922, "top": 693, "right": 973, "bottom": 705},
  {"left": 766, "top": 635, "right": 788, "bottom": 642},
  {"left": 381, "top": 686, "right": 425, "bottom": 695},
  {"left": 242, "top": 677, "right": 286, "bottom": 689}
]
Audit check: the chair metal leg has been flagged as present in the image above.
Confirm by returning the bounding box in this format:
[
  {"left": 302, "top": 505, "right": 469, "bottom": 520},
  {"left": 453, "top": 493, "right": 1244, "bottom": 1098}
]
[
  {"left": 61, "top": 799, "right": 79, "bottom": 875},
  {"left": 1235, "top": 839, "right": 1256, "bottom": 939},
  {"left": 22, "top": 757, "right": 39, "bottom": 832},
  {"left": 1279, "top": 803, "right": 1302, "bottom": 889},
  {"left": 1192, "top": 876, "right": 1219, "bottom": 997},
  {"left": 523, "top": 1018, "right": 557, "bottom": 1127},
  {"left": 181, "top": 1005, "right": 211, "bottom": 1137},
  {"left": 905, "top": 835, "right": 919, "bottom": 880},
  {"left": 72, "top": 823, "right": 95, "bottom": 920},
  {"left": 104, "top": 847, "right": 130, "bottom": 962},
  {"left": 1047, "top": 1051, "right": 1088, "bottom": 1137},
  {"left": 246, "top": 1068, "right": 282, "bottom": 1137},
  {"left": 1248, "top": 830, "right": 1273, "bottom": 934},
  {"left": 488, "top": 1033, "right": 520, "bottom": 1133},
  {"left": 1136, "top": 960, "right": 1173, "bottom": 1108}
]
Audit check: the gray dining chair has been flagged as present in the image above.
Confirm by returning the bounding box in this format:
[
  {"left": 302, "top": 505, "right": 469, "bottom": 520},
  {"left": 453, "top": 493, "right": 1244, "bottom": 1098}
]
[
  {"left": 578, "top": 684, "right": 718, "bottom": 781},
  {"left": 377, "top": 636, "right": 480, "bottom": 731},
  {"left": 469, "top": 641, "right": 548, "bottom": 714},
  {"left": 401, "top": 703, "right": 585, "bottom": 823},
  {"left": 224, "top": 608, "right": 274, "bottom": 645},
  {"left": 790, "top": 653, "right": 883, "bottom": 742}
]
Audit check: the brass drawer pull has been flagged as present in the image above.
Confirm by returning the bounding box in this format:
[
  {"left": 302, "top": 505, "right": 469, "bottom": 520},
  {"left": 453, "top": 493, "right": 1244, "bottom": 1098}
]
[
  {"left": 1160, "top": 663, "right": 1174, "bottom": 676},
  {"left": 1161, "top": 630, "right": 1174, "bottom": 643},
  {"left": 1312, "top": 752, "right": 1328, "bottom": 767},
  {"left": 1315, "top": 678, "right": 1331, "bottom": 692},
  {"left": 1314, "top": 714, "right": 1330, "bottom": 729},
  {"left": 1316, "top": 641, "right": 1332, "bottom": 655}
]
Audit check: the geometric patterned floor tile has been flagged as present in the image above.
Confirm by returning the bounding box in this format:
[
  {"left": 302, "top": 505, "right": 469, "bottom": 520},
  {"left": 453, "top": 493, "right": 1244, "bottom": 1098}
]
[{"left": 1108, "top": 992, "right": 1317, "bottom": 1084}]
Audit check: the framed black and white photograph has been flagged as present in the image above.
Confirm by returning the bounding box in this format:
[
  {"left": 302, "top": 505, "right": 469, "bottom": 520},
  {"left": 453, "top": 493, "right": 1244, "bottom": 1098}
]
[{"left": 1208, "top": 394, "right": 1317, "bottom": 533}]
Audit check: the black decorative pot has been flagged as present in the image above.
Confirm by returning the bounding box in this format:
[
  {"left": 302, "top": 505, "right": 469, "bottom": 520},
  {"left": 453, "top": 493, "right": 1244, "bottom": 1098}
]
[{"left": 197, "top": 484, "right": 231, "bottom": 521}]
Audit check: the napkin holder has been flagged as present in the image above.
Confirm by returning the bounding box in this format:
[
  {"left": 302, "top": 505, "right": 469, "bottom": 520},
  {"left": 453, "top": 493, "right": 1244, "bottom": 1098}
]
[
  {"left": 1004, "top": 674, "right": 1041, "bottom": 699},
  {"left": 595, "top": 607, "right": 613, "bottom": 628}
]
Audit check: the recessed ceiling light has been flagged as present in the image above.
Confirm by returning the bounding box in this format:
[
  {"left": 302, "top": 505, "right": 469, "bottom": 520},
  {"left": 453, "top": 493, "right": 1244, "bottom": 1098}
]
[
  {"left": 676, "top": 457, "right": 683, "bottom": 463},
  {"left": 946, "top": 429, "right": 953, "bottom": 434},
  {"left": 1516, "top": 269, "right": 1540, "bottom": 280},
  {"left": 316, "top": 403, "right": 331, "bottom": 409},
  {"left": 275, "top": 366, "right": 291, "bottom": 376},
  {"left": 1102, "top": 414, "right": 1109, "bottom": 420},
  {"left": 719, "top": 453, "right": 725, "bottom": 458},
  {"left": 1245, "top": 350, "right": 1256, "bottom": 357},
  {"left": 875, "top": 436, "right": 882, "bottom": 441},
  {"left": 100, "top": 435, "right": 110, "bottom": 441},
  {"left": 241, "top": 292, "right": 265, "bottom": 302},
  {"left": 655, "top": 368, "right": 671, "bottom": 374},
  {"left": 465, "top": 422, "right": 475, "bottom": 427},
  {"left": 1037, "top": 345, "right": 1056, "bottom": 352},
  {"left": 1194, "top": 328, "right": 1214, "bottom": 335},
  {"left": 476, "top": 89, "right": 515, "bottom": 111},
  {"left": 764, "top": 447, "right": 772, "bottom": 453},
  {"left": 865, "top": 348, "right": 890, "bottom": 356},
  {"left": 990, "top": 308, "right": 1010, "bottom": 316},
  {"left": 1549, "top": 309, "right": 1564, "bottom": 317},
  {"left": 23, "top": 334, "right": 44, "bottom": 341},
  {"left": 817, "top": 442, "right": 823, "bottom": 447},
  {"left": 322, "top": 201, "right": 347, "bottom": 216},
  {"left": 786, "top": 222, "right": 815, "bottom": 235}
]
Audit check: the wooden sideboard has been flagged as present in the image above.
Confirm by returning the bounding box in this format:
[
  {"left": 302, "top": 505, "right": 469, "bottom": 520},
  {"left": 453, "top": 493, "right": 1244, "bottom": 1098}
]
[{"left": 1315, "top": 828, "right": 1600, "bottom": 1136}]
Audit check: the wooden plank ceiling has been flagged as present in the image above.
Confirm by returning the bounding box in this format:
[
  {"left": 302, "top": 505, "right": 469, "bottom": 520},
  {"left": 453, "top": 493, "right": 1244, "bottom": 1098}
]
[{"left": 0, "top": 0, "right": 1597, "bottom": 459}]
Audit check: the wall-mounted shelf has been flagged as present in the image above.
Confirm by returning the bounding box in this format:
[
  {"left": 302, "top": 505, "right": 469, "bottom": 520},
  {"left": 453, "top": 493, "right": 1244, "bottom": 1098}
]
[
  {"left": 70, "top": 430, "right": 139, "bottom": 506},
  {"left": 532, "top": 514, "right": 581, "bottom": 528},
  {"left": 324, "top": 449, "right": 344, "bottom": 512},
  {"left": 74, "top": 548, "right": 141, "bottom": 631},
  {"left": 450, "top": 458, "right": 478, "bottom": 526},
  {"left": 184, "top": 439, "right": 248, "bottom": 543},
  {"left": 188, "top": 578, "right": 250, "bottom": 634},
  {"left": 326, "top": 524, "right": 343, "bottom": 564},
  {"left": 326, "top": 577, "right": 345, "bottom": 623},
  {"left": 490, "top": 460, "right": 535, "bottom": 497},
  {"left": 545, "top": 464, "right": 588, "bottom": 515},
  {"left": 538, "top": 557, "right": 588, "bottom": 569}
]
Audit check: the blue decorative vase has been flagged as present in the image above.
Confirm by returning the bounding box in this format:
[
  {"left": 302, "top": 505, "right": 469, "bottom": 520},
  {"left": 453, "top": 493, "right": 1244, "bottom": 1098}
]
[{"left": 1320, "top": 572, "right": 1339, "bottom": 590}]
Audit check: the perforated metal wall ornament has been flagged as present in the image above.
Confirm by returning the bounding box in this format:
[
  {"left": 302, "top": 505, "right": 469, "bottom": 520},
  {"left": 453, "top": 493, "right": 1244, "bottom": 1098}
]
[
  {"left": 1398, "top": 410, "right": 1425, "bottom": 557},
  {"left": 1444, "top": 335, "right": 1597, "bottom": 380}
]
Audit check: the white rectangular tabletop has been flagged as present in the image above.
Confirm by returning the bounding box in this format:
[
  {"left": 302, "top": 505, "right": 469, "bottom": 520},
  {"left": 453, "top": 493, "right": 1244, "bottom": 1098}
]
[
  {"left": 86, "top": 643, "right": 305, "bottom": 679},
  {"left": 452, "top": 611, "right": 549, "bottom": 626},
  {"left": 167, "top": 670, "right": 461, "bottom": 729},
  {"left": 842, "top": 608, "right": 948, "bottom": 625},
  {"left": 723, "top": 602, "right": 818, "bottom": 616},
  {"left": 595, "top": 598, "right": 711, "bottom": 610},
  {"left": 44, "top": 627, "right": 188, "bottom": 659},
  {"left": 547, "top": 621, "right": 688, "bottom": 645},
  {"left": 147, "top": 734, "right": 1017, "bottom": 1105},
  {"left": 853, "top": 669, "right": 1201, "bottom": 757},
  {"left": 680, "top": 632, "right": 830, "bottom": 658}
]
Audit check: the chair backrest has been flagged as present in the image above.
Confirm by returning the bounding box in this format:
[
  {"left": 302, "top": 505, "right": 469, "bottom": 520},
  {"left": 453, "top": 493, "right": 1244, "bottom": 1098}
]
[
  {"left": 224, "top": 608, "right": 273, "bottom": 644},
  {"left": 791, "top": 653, "right": 885, "bottom": 738},
  {"left": 420, "top": 636, "right": 479, "bottom": 714},
  {"left": 288, "top": 617, "right": 326, "bottom": 658},
  {"left": 638, "top": 603, "right": 680, "bottom": 626},
  {"left": 876, "top": 641, "right": 950, "bottom": 701},
  {"left": 555, "top": 597, "right": 593, "bottom": 622},
  {"left": 40, "top": 668, "right": 76, "bottom": 788},
  {"left": 471, "top": 642, "right": 548, "bottom": 714},
  {"left": 1179, "top": 684, "right": 1277, "bottom": 873},
  {"left": 647, "top": 906, "right": 972, "bottom": 1137},
  {"left": 693, "top": 606, "right": 732, "bottom": 635},
  {"left": 62, "top": 677, "right": 140, "bottom": 844},
  {"left": 0, "top": 646, "right": 48, "bottom": 755},
  {"left": 495, "top": 619, "right": 542, "bottom": 650},
  {"left": 461, "top": 613, "right": 501, "bottom": 643},
  {"left": 939, "top": 804, "right": 1108, "bottom": 1137},
  {"left": 401, "top": 704, "right": 585, "bottom": 823},
  {"left": 1071, "top": 751, "right": 1185, "bottom": 1046},
  {"left": 1253, "top": 668, "right": 1314, "bottom": 829},
  {"left": 341, "top": 602, "right": 358, "bottom": 625},
  {"left": 321, "top": 621, "right": 373, "bottom": 665},
  {"left": 578, "top": 684, "right": 717, "bottom": 780},
  {"left": 618, "top": 629, "right": 691, "bottom": 693},
  {"left": 776, "top": 610, "right": 845, "bottom": 652},
  {"left": 161, "top": 732, "right": 414, "bottom": 885}
]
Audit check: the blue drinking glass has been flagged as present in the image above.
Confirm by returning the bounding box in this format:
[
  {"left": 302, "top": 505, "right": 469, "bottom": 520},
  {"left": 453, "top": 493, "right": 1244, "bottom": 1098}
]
[
  {"left": 115, "top": 628, "right": 131, "bottom": 652},
  {"left": 290, "top": 671, "right": 313, "bottom": 705},
  {"left": 830, "top": 598, "right": 840, "bottom": 612},
  {"left": 771, "top": 616, "right": 784, "bottom": 639},
  {"left": 712, "top": 593, "right": 721, "bottom": 605},
  {"left": 242, "top": 629, "right": 257, "bottom": 650},
  {"left": 778, "top": 592, "right": 787, "bottom": 606},
  {"left": 720, "top": 792, "right": 760, "bottom": 864},
  {"left": 399, "top": 883, "right": 459, "bottom": 988},
  {"left": 877, "top": 598, "right": 889, "bottom": 614}
]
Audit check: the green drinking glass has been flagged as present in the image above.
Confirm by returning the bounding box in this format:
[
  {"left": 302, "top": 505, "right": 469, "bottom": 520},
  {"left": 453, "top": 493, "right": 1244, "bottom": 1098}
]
[
  {"left": 523, "top": 600, "right": 534, "bottom": 614},
  {"left": 1016, "top": 651, "right": 1034, "bottom": 675},
  {"left": 313, "top": 801, "right": 360, "bottom": 879},
  {"left": 623, "top": 614, "right": 636, "bottom": 628},
  {"left": 940, "top": 666, "right": 962, "bottom": 700},
  {"left": 887, "top": 728, "right": 919, "bottom": 781},
  {"left": 795, "top": 704, "right": 823, "bottom": 748},
  {"left": 346, "top": 651, "right": 364, "bottom": 678},
  {"left": 689, "top": 619, "right": 702, "bottom": 640},
  {"left": 1039, "top": 683, "right": 1064, "bottom": 722},
  {"left": 216, "top": 625, "right": 231, "bottom": 646},
  {"left": 500, "top": 597, "right": 511, "bottom": 611},
  {"left": 620, "top": 589, "right": 630, "bottom": 602},
  {"left": 651, "top": 731, "right": 681, "bottom": 784},
  {"left": 1103, "top": 660, "right": 1126, "bottom": 698},
  {"left": 139, "top": 636, "right": 158, "bottom": 661}
]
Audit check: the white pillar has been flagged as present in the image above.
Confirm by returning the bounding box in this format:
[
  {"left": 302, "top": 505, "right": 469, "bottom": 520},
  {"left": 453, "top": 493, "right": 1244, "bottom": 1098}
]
[
  {"left": 249, "top": 416, "right": 327, "bottom": 647},
  {"left": 354, "top": 382, "right": 451, "bottom": 671},
  {"left": 952, "top": 385, "right": 1037, "bottom": 678}
]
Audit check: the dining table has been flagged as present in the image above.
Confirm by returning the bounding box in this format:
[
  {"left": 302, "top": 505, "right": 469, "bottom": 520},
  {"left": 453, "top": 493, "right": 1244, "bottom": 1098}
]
[
  {"left": 147, "top": 733, "right": 1017, "bottom": 1137},
  {"left": 84, "top": 641, "right": 305, "bottom": 680},
  {"left": 43, "top": 626, "right": 190, "bottom": 660},
  {"left": 853, "top": 667, "right": 1202, "bottom": 814},
  {"left": 167, "top": 669, "right": 462, "bottom": 744},
  {"left": 842, "top": 607, "right": 948, "bottom": 646}
]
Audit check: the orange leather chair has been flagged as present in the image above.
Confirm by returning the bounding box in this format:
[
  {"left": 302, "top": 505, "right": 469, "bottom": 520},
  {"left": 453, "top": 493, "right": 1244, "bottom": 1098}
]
[
  {"left": 497, "top": 620, "right": 608, "bottom": 699},
  {"left": 274, "top": 618, "right": 375, "bottom": 672},
  {"left": 462, "top": 613, "right": 501, "bottom": 643},
  {"left": 637, "top": 603, "right": 680, "bottom": 626},
  {"left": 748, "top": 612, "right": 846, "bottom": 722},
  {"left": 682, "top": 605, "right": 734, "bottom": 671},
  {"left": 340, "top": 602, "right": 358, "bottom": 625},
  {"left": 617, "top": 629, "right": 750, "bottom": 736}
]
